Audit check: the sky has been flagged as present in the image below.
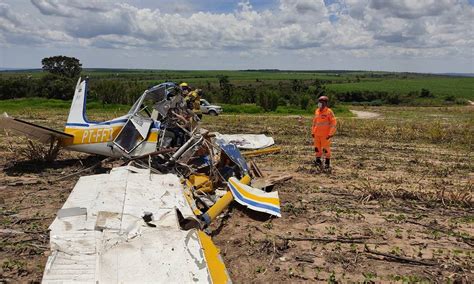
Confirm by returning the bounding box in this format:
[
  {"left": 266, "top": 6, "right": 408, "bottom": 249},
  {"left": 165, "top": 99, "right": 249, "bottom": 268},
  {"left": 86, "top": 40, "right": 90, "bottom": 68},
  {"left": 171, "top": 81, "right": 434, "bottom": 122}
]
[{"left": 0, "top": 0, "right": 473, "bottom": 73}]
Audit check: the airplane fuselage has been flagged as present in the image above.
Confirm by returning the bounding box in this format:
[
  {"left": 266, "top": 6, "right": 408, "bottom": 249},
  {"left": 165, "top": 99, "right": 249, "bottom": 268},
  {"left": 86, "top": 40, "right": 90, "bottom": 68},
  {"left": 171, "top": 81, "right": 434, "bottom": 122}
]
[{"left": 63, "top": 118, "right": 159, "bottom": 157}]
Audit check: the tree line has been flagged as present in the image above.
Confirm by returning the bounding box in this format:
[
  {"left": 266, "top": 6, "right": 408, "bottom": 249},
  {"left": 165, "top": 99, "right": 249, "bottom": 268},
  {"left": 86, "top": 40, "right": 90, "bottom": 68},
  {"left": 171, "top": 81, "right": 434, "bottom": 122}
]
[{"left": 0, "top": 55, "right": 457, "bottom": 109}]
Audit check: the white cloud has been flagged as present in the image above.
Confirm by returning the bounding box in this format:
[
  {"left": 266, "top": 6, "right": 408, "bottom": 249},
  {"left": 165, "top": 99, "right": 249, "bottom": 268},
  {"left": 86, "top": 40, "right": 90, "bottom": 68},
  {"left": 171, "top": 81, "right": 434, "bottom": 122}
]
[
  {"left": 30, "top": 0, "right": 75, "bottom": 17},
  {"left": 0, "top": 0, "right": 472, "bottom": 72},
  {"left": 369, "top": 0, "right": 455, "bottom": 19}
]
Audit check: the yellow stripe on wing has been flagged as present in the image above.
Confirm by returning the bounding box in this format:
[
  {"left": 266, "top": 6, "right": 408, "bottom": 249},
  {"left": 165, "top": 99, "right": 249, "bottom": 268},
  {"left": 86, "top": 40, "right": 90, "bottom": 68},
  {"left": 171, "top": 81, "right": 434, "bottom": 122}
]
[
  {"left": 197, "top": 230, "right": 230, "bottom": 283},
  {"left": 229, "top": 178, "right": 280, "bottom": 206}
]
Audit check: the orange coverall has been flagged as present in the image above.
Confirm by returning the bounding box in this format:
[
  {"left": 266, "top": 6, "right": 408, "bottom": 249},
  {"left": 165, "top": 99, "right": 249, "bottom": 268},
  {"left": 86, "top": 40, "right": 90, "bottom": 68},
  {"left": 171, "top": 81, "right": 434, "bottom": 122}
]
[{"left": 312, "top": 107, "right": 337, "bottom": 158}]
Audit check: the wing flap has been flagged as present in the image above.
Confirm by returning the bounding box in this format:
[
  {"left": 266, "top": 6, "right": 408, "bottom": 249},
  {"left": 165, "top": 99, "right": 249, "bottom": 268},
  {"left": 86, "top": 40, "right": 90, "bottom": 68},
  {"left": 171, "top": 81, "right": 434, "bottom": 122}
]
[{"left": 0, "top": 113, "right": 73, "bottom": 144}]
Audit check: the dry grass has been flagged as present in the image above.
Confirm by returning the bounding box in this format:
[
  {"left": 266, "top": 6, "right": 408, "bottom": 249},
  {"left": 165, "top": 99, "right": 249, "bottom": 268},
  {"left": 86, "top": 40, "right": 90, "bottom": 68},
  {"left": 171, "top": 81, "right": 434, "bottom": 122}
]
[
  {"left": 0, "top": 106, "right": 472, "bottom": 282},
  {"left": 5, "top": 132, "right": 61, "bottom": 162},
  {"left": 203, "top": 108, "right": 472, "bottom": 282},
  {"left": 203, "top": 108, "right": 473, "bottom": 207}
]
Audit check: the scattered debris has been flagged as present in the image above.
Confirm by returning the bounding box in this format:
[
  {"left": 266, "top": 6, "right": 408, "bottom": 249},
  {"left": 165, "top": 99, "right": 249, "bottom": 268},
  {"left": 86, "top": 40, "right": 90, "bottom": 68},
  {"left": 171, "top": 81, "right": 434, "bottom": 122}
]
[
  {"left": 214, "top": 133, "right": 275, "bottom": 150},
  {"left": 0, "top": 229, "right": 25, "bottom": 235},
  {"left": 7, "top": 178, "right": 40, "bottom": 186},
  {"left": 295, "top": 253, "right": 316, "bottom": 263},
  {"left": 279, "top": 235, "right": 376, "bottom": 244},
  {"left": 364, "top": 245, "right": 437, "bottom": 266},
  {"left": 242, "top": 146, "right": 281, "bottom": 158},
  {"left": 249, "top": 160, "right": 264, "bottom": 178},
  {"left": 26, "top": 81, "right": 291, "bottom": 282},
  {"left": 52, "top": 157, "right": 114, "bottom": 182},
  {"left": 251, "top": 174, "right": 293, "bottom": 191}
]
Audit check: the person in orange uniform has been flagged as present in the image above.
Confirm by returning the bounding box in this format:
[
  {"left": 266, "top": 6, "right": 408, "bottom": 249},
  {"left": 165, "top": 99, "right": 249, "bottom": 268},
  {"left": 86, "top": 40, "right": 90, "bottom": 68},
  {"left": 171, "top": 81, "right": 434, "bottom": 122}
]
[{"left": 312, "top": 96, "right": 337, "bottom": 169}]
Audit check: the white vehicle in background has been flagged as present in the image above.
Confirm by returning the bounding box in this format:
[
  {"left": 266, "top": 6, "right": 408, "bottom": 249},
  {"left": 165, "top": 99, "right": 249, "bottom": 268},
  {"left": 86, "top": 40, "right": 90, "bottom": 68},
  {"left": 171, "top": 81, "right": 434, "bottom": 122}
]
[{"left": 200, "top": 99, "right": 223, "bottom": 116}]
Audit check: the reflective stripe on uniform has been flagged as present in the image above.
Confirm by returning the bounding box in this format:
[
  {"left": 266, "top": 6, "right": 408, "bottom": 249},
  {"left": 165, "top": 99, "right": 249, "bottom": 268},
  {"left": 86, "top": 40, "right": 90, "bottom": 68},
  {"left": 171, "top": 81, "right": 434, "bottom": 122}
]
[
  {"left": 314, "top": 122, "right": 332, "bottom": 126},
  {"left": 312, "top": 107, "right": 337, "bottom": 137}
]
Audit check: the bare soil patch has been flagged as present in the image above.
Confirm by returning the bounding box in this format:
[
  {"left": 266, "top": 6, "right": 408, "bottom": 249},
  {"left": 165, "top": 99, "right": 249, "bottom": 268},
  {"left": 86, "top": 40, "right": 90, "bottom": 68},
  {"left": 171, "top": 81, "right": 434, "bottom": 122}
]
[
  {"left": 0, "top": 108, "right": 472, "bottom": 283},
  {"left": 350, "top": 110, "right": 381, "bottom": 119}
]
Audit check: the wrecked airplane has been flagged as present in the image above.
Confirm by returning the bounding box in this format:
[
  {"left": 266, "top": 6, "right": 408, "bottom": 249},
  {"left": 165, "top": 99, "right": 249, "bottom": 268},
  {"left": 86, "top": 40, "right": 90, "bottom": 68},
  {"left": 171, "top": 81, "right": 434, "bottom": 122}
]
[
  {"left": 1, "top": 79, "right": 197, "bottom": 157},
  {"left": 0, "top": 78, "right": 289, "bottom": 282}
]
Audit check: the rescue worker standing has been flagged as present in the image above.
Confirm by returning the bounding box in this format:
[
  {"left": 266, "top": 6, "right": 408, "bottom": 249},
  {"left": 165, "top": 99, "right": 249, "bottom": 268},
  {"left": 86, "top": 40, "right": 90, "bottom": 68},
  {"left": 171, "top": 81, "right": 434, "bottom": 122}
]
[
  {"left": 180, "top": 82, "right": 191, "bottom": 96},
  {"left": 186, "top": 89, "right": 203, "bottom": 120},
  {"left": 180, "top": 82, "right": 203, "bottom": 120},
  {"left": 312, "top": 96, "right": 337, "bottom": 169}
]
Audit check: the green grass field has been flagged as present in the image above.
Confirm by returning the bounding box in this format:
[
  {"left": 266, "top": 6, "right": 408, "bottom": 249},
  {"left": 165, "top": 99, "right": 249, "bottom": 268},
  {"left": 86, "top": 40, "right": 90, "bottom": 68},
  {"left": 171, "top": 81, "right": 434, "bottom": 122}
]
[
  {"left": 0, "top": 98, "right": 129, "bottom": 112},
  {"left": 0, "top": 98, "right": 353, "bottom": 117},
  {"left": 0, "top": 69, "right": 350, "bottom": 84},
  {"left": 327, "top": 77, "right": 474, "bottom": 101},
  {"left": 1, "top": 69, "right": 473, "bottom": 108}
]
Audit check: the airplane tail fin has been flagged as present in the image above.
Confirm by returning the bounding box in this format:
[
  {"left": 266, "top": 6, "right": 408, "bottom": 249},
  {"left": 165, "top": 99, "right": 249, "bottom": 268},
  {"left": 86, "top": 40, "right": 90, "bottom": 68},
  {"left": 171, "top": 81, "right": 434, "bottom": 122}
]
[{"left": 66, "top": 77, "right": 89, "bottom": 126}]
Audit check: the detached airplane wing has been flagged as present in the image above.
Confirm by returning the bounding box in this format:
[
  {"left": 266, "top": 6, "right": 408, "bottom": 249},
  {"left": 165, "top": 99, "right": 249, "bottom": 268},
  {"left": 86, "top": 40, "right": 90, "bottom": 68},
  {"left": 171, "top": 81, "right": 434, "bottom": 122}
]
[
  {"left": 0, "top": 113, "right": 73, "bottom": 144},
  {"left": 42, "top": 166, "right": 230, "bottom": 283}
]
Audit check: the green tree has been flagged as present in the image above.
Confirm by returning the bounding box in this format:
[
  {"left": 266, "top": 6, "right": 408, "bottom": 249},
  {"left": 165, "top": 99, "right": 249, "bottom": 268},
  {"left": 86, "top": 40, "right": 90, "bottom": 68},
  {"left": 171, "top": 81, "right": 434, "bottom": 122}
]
[
  {"left": 218, "top": 75, "right": 232, "bottom": 103},
  {"left": 41, "top": 55, "right": 82, "bottom": 78},
  {"left": 38, "top": 74, "right": 75, "bottom": 100},
  {"left": 257, "top": 90, "right": 279, "bottom": 112},
  {"left": 291, "top": 79, "right": 304, "bottom": 92},
  {"left": 299, "top": 94, "right": 311, "bottom": 110}
]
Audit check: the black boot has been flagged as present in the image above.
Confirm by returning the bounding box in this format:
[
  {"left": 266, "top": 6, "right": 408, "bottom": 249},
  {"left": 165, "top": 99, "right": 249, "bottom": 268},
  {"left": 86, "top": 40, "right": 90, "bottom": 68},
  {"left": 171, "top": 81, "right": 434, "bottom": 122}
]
[
  {"left": 314, "top": 157, "right": 322, "bottom": 167},
  {"left": 324, "top": 158, "right": 331, "bottom": 169}
]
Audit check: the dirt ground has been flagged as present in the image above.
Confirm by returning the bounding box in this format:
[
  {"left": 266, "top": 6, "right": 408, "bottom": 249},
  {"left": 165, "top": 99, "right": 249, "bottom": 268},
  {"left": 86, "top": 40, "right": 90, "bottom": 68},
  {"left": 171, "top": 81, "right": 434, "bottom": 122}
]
[
  {"left": 350, "top": 110, "right": 381, "bottom": 119},
  {"left": 0, "top": 107, "right": 472, "bottom": 283}
]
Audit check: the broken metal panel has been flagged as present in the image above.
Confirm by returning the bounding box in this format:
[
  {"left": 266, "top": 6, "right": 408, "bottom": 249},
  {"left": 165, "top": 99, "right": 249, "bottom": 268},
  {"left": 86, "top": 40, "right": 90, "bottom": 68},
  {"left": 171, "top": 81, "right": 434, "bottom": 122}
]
[
  {"left": 251, "top": 174, "right": 293, "bottom": 191},
  {"left": 215, "top": 134, "right": 275, "bottom": 150},
  {"left": 98, "top": 229, "right": 210, "bottom": 283},
  {"left": 56, "top": 207, "right": 87, "bottom": 218},
  {"left": 228, "top": 177, "right": 281, "bottom": 218},
  {"left": 43, "top": 166, "right": 227, "bottom": 283},
  {"left": 128, "top": 82, "right": 179, "bottom": 117},
  {"left": 113, "top": 119, "right": 146, "bottom": 154},
  {"left": 216, "top": 139, "right": 250, "bottom": 175},
  {"left": 189, "top": 174, "right": 213, "bottom": 193},
  {"left": 43, "top": 251, "right": 96, "bottom": 282},
  {"left": 130, "top": 115, "right": 153, "bottom": 139}
]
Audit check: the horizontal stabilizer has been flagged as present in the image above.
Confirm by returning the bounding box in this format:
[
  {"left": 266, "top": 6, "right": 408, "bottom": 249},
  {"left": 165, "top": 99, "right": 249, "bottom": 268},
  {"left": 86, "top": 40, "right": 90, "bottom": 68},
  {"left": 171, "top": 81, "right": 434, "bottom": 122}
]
[
  {"left": 0, "top": 113, "right": 73, "bottom": 144},
  {"left": 228, "top": 177, "right": 281, "bottom": 217}
]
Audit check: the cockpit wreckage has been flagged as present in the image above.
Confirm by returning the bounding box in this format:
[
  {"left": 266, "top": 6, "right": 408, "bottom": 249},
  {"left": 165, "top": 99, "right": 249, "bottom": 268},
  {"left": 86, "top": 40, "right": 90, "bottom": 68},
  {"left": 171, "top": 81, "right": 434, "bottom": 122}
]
[{"left": 0, "top": 78, "right": 289, "bottom": 283}]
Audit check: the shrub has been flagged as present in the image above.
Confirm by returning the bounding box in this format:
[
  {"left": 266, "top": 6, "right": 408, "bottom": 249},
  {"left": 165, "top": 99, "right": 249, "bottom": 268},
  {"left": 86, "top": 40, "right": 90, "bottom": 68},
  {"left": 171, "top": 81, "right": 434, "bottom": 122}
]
[
  {"left": 257, "top": 90, "right": 279, "bottom": 111},
  {"left": 385, "top": 93, "right": 402, "bottom": 105},
  {"left": 0, "top": 77, "right": 36, "bottom": 99},
  {"left": 444, "top": 95, "right": 456, "bottom": 102},
  {"left": 420, "top": 88, "right": 434, "bottom": 98},
  {"left": 455, "top": 98, "right": 468, "bottom": 105}
]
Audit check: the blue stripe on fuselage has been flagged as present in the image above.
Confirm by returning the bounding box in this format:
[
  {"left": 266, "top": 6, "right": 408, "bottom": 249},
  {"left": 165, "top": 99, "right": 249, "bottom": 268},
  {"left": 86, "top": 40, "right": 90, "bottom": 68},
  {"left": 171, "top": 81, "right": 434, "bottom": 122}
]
[{"left": 65, "top": 119, "right": 129, "bottom": 127}]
